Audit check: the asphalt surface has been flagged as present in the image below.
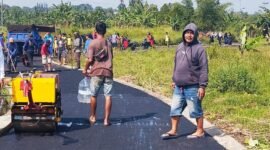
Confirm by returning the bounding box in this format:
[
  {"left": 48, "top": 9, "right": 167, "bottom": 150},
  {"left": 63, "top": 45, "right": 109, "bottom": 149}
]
[{"left": 0, "top": 57, "right": 225, "bottom": 150}]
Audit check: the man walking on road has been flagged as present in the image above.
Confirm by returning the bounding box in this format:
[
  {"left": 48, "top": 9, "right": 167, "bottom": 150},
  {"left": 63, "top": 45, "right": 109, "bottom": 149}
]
[
  {"left": 82, "top": 21, "right": 113, "bottom": 126},
  {"left": 161, "top": 23, "right": 208, "bottom": 139}
]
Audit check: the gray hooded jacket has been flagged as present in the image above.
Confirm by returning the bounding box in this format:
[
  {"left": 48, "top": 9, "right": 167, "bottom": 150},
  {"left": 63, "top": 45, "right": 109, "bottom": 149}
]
[{"left": 172, "top": 23, "right": 208, "bottom": 88}]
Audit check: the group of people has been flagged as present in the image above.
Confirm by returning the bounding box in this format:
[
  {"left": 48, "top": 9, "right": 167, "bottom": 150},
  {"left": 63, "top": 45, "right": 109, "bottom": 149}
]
[
  {"left": 208, "top": 31, "right": 233, "bottom": 45},
  {"left": 40, "top": 31, "right": 96, "bottom": 71},
  {"left": 0, "top": 29, "right": 96, "bottom": 76},
  {"left": 0, "top": 32, "right": 37, "bottom": 73},
  {"left": 142, "top": 32, "right": 155, "bottom": 49},
  {"left": 81, "top": 22, "right": 208, "bottom": 140},
  {"left": 0, "top": 21, "right": 209, "bottom": 140},
  {"left": 42, "top": 32, "right": 84, "bottom": 71},
  {"left": 109, "top": 33, "right": 130, "bottom": 50},
  {"left": 108, "top": 32, "right": 157, "bottom": 51}
]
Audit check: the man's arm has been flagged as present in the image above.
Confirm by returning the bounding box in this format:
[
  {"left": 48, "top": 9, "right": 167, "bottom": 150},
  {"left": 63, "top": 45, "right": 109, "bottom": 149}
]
[
  {"left": 198, "top": 47, "right": 208, "bottom": 100},
  {"left": 82, "top": 43, "right": 94, "bottom": 75}
]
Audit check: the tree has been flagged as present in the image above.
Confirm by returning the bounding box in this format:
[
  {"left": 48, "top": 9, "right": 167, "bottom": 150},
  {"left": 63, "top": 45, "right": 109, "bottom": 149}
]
[
  {"left": 52, "top": 1, "right": 73, "bottom": 27},
  {"left": 194, "top": 0, "right": 231, "bottom": 31},
  {"left": 257, "top": 7, "right": 270, "bottom": 34},
  {"left": 181, "top": 0, "right": 194, "bottom": 25},
  {"left": 118, "top": 0, "right": 126, "bottom": 10}
]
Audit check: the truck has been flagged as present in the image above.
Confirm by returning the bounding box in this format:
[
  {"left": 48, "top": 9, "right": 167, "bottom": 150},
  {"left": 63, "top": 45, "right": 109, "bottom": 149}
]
[{"left": 7, "top": 24, "right": 55, "bottom": 56}]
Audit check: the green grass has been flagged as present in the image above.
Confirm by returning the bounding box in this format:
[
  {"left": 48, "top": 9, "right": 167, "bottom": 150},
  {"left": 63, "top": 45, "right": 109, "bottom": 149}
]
[
  {"left": 58, "top": 25, "right": 181, "bottom": 45},
  {"left": 112, "top": 42, "right": 270, "bottom": 148}
]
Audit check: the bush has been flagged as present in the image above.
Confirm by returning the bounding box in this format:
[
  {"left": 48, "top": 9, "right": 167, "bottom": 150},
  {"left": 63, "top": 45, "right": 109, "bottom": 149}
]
[{"left": 210, "top": 64, "right": 257, "bottom": 93}]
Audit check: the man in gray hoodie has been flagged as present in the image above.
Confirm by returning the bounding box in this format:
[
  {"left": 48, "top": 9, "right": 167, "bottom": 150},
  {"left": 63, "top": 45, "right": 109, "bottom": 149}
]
[{"left": 161, "top": 23, "right": 208, "bottom": 139}]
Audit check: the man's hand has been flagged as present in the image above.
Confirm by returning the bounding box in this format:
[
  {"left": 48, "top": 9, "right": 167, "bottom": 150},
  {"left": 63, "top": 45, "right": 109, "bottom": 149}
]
[{"left": 197, "top": 87, "right": 205, "bottom": 100}]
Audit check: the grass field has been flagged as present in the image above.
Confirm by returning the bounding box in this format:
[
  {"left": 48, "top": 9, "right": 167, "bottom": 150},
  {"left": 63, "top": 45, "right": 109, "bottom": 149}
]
[{"left": 112, "top": 43, "right": 270, "bottom": 148}]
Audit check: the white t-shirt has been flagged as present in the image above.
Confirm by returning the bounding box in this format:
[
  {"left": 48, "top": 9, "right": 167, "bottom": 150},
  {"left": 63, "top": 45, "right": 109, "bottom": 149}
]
[
  {"left": 165, "top": 35, "right": 169, "bottom": 42},
  {"left": 111, "top": 34, "right": 117, "bottom": 43},
  {"left": 0, "top": 44, "right": 5, "bottom": 79}
]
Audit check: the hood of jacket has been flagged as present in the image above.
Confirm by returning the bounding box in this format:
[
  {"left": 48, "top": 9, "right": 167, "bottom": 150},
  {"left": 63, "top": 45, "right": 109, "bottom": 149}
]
[{"left": 182, "top": 23, "right": 199, "bottom": 45}]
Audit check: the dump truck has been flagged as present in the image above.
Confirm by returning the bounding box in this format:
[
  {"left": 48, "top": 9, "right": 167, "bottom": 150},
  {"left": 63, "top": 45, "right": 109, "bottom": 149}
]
[{"left": 7, "top": 24, "right": 55, "bottom": 56}]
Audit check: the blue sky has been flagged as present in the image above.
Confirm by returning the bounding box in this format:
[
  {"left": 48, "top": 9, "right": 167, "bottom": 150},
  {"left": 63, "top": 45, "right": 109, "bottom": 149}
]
[{"left": 3, "top": 0, "right": 270, "bottom": 14}]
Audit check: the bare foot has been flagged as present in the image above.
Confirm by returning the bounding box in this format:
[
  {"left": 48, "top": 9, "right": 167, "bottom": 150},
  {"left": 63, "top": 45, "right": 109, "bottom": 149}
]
[
  {"left": 89, "top": 116, "right": 96, "bottom": 125},
  {"left": 103, "top": 119, "right": 111, "bottom": 126}
]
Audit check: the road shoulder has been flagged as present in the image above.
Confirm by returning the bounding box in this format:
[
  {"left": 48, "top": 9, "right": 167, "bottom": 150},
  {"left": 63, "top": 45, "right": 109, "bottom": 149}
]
[{"left": 0, "top": 110, "right": 12, "bottom": 136}]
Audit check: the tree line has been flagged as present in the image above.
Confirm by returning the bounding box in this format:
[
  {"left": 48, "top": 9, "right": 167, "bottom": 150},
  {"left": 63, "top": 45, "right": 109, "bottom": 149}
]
[{"left": 1, "top": 0, "right": 270, "bottom": 34}]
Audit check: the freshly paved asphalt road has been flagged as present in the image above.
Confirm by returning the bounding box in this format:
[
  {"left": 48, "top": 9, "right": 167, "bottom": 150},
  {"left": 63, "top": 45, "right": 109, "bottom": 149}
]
[{"left": 0, "top": 57, "right": 225, "bottom": 150}]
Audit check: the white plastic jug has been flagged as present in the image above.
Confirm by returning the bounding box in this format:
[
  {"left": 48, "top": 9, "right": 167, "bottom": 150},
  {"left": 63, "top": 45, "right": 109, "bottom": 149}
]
[{"left": 77, "top": 77, "right": 91, "bottom": 103}]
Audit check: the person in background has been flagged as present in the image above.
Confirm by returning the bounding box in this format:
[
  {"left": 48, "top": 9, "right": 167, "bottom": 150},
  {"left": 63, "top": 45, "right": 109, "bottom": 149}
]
[
  {"left": 0, "top": 32, "right": 7, "bottom": 65},
  {"left": 122, "top": 37, "right": 129, "bottom": 50},
  {"left": 240, "top": 24, "right": 247, "bottom": 54},
  {"left": 57, "top": 35, "right": 67, "bottom": 65},
  {"left": 73, "top": 32, "right": 82, "bottom": 69},
  {"left": 208, "top": 32, "right": 215, "bottom": 44},
  {"left": 217, "top": 32, "right": 223, "bottom": 46},
  {"left": 41, "top": 40, "right": 52, "bottom": 71},
  {"left": 53, "top": 36, "right": 58, "bottom": 56},
  {"left": 43, "top": 32, "right": 54, "bottom": 56},
  {"left": 83, "top": 34, "right": 93, "bottom": 54},
  {"left": 0, "top": 37, "right": 5, "bottom": 86},
  {"left": 224, "top": 33, "right": 228, "bottom": 44},
  {"left": 227, "top": 32, "right": 233, "bottom": 45},
  {"left": 62, "top": 33, "right": 67, "bottom": 41},
  {"left": 6, "top": 38, "right": 18, "bottom": 72},
  {"left": 165, "top": 32, "right": 170, "bottom": 47},
  {"left": 23, "top": 33, "right": 37, "bottom": 67},
  {"left": 119, "top": 35, "right": 124, "bottom": 50},
  {"left": 67, "top": 35, "right": 72, "bottom": 52},
  {"left": 82, "top": 21, "right": 113, "bottom": 127},
  {"left": 111, "top": 33, "right": 118, "bottom": 48},
  {"left": 116, "top": 33, "right": 121, "bottom": 50},
  {"left": 147, "top": 32, "right": 154, "bottom": 48},
  {"left": 161, "top": 23, "right": 208, "bottom": 140}
]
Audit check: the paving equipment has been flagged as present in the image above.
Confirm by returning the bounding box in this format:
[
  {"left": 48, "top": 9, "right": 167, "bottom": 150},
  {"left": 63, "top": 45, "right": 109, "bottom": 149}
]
[{"left": 11, "top": 71, "right": 62, "bottom": 133}]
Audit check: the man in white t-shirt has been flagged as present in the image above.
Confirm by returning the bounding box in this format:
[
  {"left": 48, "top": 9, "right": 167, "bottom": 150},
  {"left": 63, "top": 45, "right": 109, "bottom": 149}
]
[
  {"left": 0, "top": 43, "right": 5, "bottom": 86},
  {"left": 111, "top": 33, "right": 118, "bottom": 48}
]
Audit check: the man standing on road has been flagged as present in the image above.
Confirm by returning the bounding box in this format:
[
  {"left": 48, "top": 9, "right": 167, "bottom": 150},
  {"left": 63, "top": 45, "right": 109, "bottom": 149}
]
[
  {"left": 82, "top": 21, "right": 113, "bottom": 126},
  {"left": 73, "top": 32, "right": 82, "bottom": 69},
  {"left": 83, "top": 34, "right": 92, "bottom": 54},
  {"left": 6, "top": 38, "right": 18, "bottom": 72},
  {"left": 43, "top": 32, "right": 54, "bottom": 56},
  {"left": 161, "top": 23, "right": 208, "bottom": 139},
  {"left": 41, "top": 40, "right": 52, "bottom": 71},
  {"left": 0, "top": 38, "right": 4, "bottom": 86},
  {"left": 23, "top": 34, "right": 37, "bottom": 67}
]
